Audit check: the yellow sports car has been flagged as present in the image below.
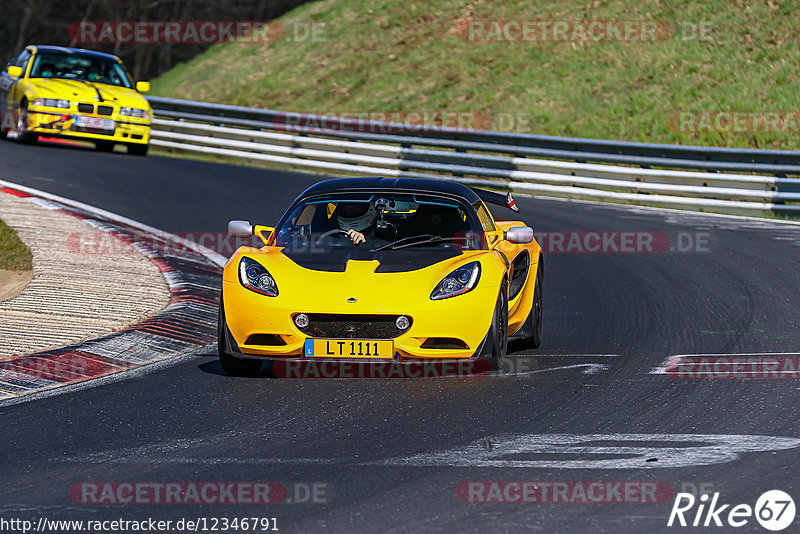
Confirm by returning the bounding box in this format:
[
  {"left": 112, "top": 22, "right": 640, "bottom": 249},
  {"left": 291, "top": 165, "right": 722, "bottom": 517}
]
[
  {"left": 218, "top": 177, "right": 543, "bottom": 375},
  {"left": 0, "top": 45, "right": 151, "bottom": 155}
]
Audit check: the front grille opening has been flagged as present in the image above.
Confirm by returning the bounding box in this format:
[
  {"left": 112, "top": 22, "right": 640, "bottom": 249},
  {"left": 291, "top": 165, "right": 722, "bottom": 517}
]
[
  {"left": 420, "top": 337, "right": 469, "bottom": 349},
  {"left": 297, "top": 314, "right": 411, "bottom": 339},
  {"left": 244, "top": 334, "right": 287, "bottom": 346},
  {"left": 97, "top": 106, "right": 114, "bottom": 116},
  {"left": 131, "top": 134, "right": 143, "bottom": 140},
  {"left": 77, "top": 103, "right": 94, "bottom": 114}
]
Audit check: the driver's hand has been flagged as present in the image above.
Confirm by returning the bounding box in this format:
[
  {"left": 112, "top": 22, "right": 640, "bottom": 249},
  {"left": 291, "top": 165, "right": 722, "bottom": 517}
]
[{"left": 346, "top": 229, "right": 366, "bottom": 245}]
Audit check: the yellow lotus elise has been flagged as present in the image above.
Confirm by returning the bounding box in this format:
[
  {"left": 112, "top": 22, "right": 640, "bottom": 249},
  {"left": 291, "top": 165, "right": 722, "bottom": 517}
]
[
  {"left": 219, "top": 177, "right": 543, "bottom": 375},
  {"left": 0, "top": 45, "right": 151, "bottom": 155}
]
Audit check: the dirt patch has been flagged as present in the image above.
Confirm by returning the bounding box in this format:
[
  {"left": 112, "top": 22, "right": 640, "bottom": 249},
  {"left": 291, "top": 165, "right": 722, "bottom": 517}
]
[{"left": 0, "top": 269, "right": 33, "bottom": 302}]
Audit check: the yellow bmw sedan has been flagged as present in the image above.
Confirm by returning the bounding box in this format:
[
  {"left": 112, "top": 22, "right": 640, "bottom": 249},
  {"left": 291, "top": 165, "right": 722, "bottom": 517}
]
[{"left": 0, "top": 45, "right": 152, "bottom": 155}]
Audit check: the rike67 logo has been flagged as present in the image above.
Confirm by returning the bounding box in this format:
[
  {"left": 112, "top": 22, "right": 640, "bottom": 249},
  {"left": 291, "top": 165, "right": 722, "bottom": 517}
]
[{"left": 668, "top": 490, "right": 795, "bottom": 531}]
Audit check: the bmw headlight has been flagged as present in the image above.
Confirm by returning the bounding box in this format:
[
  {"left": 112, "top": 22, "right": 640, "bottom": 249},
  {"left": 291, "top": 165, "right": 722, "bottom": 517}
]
[
  {"left": 33, "top": 98, "right": 70, "bottom": 109},
  {"left": 120, "top": 107, "right": 149, "bottom": 119},
  {"left": 238, "top": 256, "right": 278, "bottom": 297},
  {"left": 431, "top": 261, "right": 481, "bottom": 300}
]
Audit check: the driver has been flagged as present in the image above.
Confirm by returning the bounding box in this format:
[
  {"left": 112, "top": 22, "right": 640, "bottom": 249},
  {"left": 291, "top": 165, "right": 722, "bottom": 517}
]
[{"left": 337, "top": 202, "right": 378, "bottom": 245}]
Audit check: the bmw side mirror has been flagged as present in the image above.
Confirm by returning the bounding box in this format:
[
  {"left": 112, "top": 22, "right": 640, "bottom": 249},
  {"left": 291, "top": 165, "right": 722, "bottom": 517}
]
[
  {"left": 228, "top": 220, "right": 253, "bottom": 237},
  {"left": 505, "top": 227, "right": 534, "bottom": 244},
  {"left": 136, "top": 81, "right": 150, "bottom": 93},
  {"left": 7, "top": 66, "right": 22, "bottom": 78}
]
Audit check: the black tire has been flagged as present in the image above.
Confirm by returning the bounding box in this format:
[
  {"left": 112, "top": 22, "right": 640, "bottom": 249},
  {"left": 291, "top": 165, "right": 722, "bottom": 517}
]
[
  {"left": 95, "top": 140, "right": 115, "bottom": 152},
  {"left": 218, "top": 297, "right": 262, "bottom": 376},
  {"left": 519, "top": 260, "right": 544, "bottom": 349},
  {"left": 16, "top": 100, "right": 38, "bottom": 144},
  {"left": 489, "top": 284, "right": 509, "bottom": 360},
  {"left": 127, "top": 143, "right": 148, "bottom": 156}
]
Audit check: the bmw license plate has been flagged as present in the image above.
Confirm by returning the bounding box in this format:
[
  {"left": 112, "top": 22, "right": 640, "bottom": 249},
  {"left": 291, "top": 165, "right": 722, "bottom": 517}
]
[
  {"left": 305, "top": 339, "right": 393, "bottom": 359},
  {"left": 75, "top": 116, "right": 115, "bottom": 131}
]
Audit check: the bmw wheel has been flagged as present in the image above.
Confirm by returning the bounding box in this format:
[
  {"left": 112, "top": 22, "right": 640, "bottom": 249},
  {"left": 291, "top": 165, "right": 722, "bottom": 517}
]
[{"left": 16, "top": 100, "right": 38, "bottom": 144}]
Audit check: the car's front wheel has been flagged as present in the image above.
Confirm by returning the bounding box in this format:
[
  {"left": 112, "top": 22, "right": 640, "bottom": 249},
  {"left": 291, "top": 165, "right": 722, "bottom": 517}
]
[
  {"left": 16, "top": 100, "right": 38, "bottom": 144},
  {"left": 489, "top": 284, "right": 509, "bottom": 360},
  {"left": 218, "top": 298, "right": 262, "bottom": 376}
]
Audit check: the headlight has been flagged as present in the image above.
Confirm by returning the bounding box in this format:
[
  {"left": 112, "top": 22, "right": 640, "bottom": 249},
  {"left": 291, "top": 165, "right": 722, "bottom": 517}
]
[
  {"left": 33, "top": 98, "right": 70, "bottom": 109},
  {"left": 238, "top": 257, "right": 278, "bottom": 297},
  {"left": 120, "top": 107, "right": 148, "bottom": 118},
  {"left": 430, "top": 261, "right": 481, "bottom": 300}
]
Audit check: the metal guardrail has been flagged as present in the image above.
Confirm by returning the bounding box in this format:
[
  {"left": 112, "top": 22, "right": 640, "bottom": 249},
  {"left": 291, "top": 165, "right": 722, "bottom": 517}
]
[{"left": 146, "top": 96, "right": 800, "bottom": 217}]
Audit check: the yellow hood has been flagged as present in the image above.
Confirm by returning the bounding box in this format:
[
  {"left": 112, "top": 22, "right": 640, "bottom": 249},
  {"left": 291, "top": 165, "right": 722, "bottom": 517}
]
[{"left": 28, "top": 78, "right": 149, "bottom": 109}]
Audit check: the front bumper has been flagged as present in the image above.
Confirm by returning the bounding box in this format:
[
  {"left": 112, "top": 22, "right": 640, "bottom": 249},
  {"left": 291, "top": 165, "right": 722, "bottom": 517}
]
[
  {"left": 25, "top": 108, "right": 150, "bottom": 144},
  {"left": 221, "top": 279, "right": 497, "bottom": 361}
]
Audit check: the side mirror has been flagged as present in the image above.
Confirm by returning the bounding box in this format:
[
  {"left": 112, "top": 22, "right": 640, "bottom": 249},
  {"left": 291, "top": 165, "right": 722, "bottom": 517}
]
[
  {"left": 505, "top": 227, "right": 534, "bottom": 244},
  {"left": 7, "top": 66, "right": 22, "bottom": 78},
  {"left": 228, "top": 220, "right": 253, "bottom": 237},
  {"left": 136, "top": 81, "right": 150, "bottom": 93}
]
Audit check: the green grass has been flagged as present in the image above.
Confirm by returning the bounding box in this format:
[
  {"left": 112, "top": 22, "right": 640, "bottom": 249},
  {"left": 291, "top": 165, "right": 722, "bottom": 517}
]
[
  {"left": 0, "top": 218, "right": 32, "bottom": 271},
  {"left": 150, "top": 0, "right": 800, "bottom": 149}
]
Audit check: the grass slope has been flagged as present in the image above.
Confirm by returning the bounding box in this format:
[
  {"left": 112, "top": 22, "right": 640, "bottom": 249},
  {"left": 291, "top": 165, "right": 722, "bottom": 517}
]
[
  {"left": 0, "top": 218, "right": 32, "bottom": 271},
  {"left": 151, "top": 0, "right": 800, "bottom": 149}
]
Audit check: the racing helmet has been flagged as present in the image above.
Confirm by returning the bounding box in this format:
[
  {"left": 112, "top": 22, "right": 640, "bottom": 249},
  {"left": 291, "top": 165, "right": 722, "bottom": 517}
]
[{"left": 337, "top": 202, "right": 377, "bottom": 232}]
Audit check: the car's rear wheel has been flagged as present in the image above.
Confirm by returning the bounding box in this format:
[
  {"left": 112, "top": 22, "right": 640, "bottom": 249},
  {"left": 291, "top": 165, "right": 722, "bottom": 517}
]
[
  {"left": 489, "top": 284, "right": 509, "bottom": 360},
  {"left": 519, "top": 258, "right": 543, "bottom": 349},
  {"left": 16, "top": 100, "right": 38, "bottom": 144},
  {"left": 127, "top": 143, "right": 148, "bottom": 156},
  {"left": 218, "top": 297, "right": 262, "bottom": 376}
]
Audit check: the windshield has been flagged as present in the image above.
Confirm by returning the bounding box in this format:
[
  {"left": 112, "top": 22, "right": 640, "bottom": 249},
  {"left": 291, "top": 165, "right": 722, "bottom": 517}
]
[
  {"left": 275, "top": 193, "right": 486, "bottom": 252},
  {"left": 29, "top": 51, "right": 133, "bottom": 88}
]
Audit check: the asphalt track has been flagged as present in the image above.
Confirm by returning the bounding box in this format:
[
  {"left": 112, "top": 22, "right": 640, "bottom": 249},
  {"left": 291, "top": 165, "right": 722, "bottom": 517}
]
[{"left": 2, "top": 140, "right": 800, "bottom": 533}]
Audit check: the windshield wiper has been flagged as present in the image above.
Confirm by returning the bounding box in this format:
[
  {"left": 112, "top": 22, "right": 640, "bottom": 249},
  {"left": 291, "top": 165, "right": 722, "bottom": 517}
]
[
  {"left": 370, "top": 234, "right": 437, "bottom": 252},
  {"left": 370, "top": 234, "right": 471, "bottom": 252}
]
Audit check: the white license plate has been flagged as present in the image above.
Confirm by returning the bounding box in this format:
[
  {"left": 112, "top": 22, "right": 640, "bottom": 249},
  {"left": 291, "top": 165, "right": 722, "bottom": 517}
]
[{"left": 76, "top": 116, "right": 115, "bottom": 130}]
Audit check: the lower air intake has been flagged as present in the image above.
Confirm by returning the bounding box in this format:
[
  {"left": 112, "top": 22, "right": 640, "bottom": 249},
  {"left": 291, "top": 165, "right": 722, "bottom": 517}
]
[
  {"left": 244, "top": 334, "right": 287, "bottom": 346},
  {"left": 420, "top": 337, "right": 469, "bottom": 349}
]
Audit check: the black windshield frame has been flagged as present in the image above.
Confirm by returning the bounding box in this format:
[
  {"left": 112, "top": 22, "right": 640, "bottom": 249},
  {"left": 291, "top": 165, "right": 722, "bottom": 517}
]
[
  {"left": 28, "top": 51, "right": 134, "bottom": 88},
  {"left": 273, "top": 190, "right": 488, "bottom": 252}
]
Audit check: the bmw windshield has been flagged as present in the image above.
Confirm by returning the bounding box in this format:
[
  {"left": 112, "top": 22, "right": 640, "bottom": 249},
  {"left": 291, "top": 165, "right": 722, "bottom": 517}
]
[{"left": 29, "top": 51, "right": 133, "bottom": 88}]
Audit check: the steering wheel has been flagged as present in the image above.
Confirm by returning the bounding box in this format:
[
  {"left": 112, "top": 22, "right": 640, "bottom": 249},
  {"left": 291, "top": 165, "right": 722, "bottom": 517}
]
[{"left": 315, "top": 229, "right": 347, "bottom": 245}]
